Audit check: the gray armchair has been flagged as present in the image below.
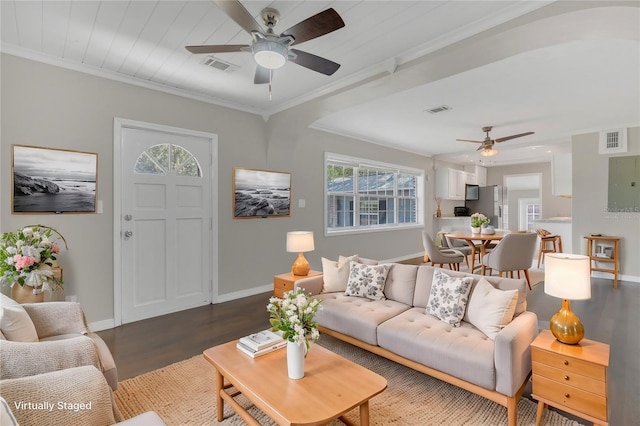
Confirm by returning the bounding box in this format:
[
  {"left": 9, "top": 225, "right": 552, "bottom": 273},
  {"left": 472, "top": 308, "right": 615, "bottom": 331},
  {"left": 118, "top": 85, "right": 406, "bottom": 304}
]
[
  {"left": 0, "top": 293, "right": 118, "bottom": 390},
  {"left": 481, "top": 232, "right": 538, "bottom": 289},
  {"left": 422, "top": 230, "right": 465, "bottom": 271}
]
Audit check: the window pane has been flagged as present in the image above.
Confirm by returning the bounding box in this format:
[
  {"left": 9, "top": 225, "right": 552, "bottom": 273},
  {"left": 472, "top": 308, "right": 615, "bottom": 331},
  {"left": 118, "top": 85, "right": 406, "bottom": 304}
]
[
  {"left": 134, "top": 152, "right": 165, "bottom": 175},
  {"left": 148, "top": 144, "right": 169, "bottom": 170},
  {"left": 327, "top": 165, "right": 354, "bottom": 193},
  {"left": 177, "top": 158, "right": 202, "bottom": 177},
  {"left": 327, "top": 195, "right": 353, "bottom": 228},
  {"left": 171, "top": 144, "right": 192, "bottom": 172}
]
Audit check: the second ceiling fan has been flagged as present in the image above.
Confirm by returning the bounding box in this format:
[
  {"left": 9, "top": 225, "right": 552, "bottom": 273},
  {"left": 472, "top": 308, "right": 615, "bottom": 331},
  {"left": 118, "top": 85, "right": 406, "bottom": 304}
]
[
  {"left": 186, "top": 0, "right": 345, "bottom": 84},
  {"left": 457, "top": 126, "right": 535, "bottom": 156}
]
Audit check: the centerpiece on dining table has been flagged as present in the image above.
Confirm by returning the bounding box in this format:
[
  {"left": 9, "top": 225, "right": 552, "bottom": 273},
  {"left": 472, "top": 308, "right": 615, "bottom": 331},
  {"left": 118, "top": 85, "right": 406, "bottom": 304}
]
[
  {"left": 470, "top": 212, "right": 490, "bottom": 234},
  {"left": 267, "top": 287, "right": 322, "bottom": 379}
]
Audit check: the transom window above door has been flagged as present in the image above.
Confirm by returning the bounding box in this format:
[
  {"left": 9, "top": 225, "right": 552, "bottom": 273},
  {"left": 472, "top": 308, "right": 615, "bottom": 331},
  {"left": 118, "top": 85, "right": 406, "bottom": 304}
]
[{"left": 134, "top": 144, "right": 202, "bottom": 177}]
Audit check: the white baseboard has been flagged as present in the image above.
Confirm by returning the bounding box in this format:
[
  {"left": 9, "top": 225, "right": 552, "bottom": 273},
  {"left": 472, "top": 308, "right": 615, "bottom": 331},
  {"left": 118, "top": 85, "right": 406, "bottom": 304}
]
[
  {"left": 591, "top": 271, "right": 640, "bottom": 283},
  {"left": 89, "top": 318, "right": 115, "bottom": 332},
  {"left": 380, "top": 251, "right": 424, "bottom": 264},
  {"left": 216, "top": 283, "right": 273, "bottom": 303}
]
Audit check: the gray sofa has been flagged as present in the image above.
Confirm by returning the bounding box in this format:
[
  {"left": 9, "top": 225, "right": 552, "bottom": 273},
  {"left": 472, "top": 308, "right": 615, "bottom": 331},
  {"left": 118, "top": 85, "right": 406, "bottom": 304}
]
[{"left": 296, "top": 263, "right": 538, "bottom": 426}]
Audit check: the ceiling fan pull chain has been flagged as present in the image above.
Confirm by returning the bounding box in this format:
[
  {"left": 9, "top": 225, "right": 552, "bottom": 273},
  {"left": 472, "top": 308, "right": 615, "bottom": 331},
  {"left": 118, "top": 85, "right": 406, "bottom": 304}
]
[{"left": 269, "top": 69, "right": 273, "bottom": 101}]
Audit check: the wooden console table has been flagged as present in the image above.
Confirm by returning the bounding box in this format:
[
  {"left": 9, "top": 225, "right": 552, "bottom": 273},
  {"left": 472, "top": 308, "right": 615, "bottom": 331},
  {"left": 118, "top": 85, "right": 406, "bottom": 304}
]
[{"left": 584, "top": 236, "right": 620, "bottom": 288}]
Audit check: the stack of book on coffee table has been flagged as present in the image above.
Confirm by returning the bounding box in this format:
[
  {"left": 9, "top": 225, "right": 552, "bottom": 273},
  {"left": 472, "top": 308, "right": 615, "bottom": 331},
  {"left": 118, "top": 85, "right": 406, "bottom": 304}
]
[{"left": 236, "top": 329, "right": 286, "bottom": 358}]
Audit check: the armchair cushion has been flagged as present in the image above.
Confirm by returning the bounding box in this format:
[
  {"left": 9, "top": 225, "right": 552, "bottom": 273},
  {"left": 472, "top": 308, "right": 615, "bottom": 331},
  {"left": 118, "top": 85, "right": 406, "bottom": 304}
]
[
  {"left": 22, "top": 301, "right": 88, "bottom": 338},
  {"left": 0, "top": 305, "right": 38, "bottom": 342}
]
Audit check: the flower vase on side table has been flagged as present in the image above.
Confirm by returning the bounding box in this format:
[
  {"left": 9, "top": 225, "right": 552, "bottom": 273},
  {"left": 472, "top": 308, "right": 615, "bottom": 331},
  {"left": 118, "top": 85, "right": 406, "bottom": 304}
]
[
  {"left": 11, "top": 284, "right": 44, "bottom": 303},
  {"left": 286, "top": 340, "right": 307, "bottom": 379}
]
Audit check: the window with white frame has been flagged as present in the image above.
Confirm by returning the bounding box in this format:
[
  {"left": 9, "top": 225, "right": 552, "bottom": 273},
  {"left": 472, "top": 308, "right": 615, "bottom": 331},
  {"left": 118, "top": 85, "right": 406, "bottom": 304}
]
[{"left": 325, "top": 153, "right": 423, "bottom": 234}]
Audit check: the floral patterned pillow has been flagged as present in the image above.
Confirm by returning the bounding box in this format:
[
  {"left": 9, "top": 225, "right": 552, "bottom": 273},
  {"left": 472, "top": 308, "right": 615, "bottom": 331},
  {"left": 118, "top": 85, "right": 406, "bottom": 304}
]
[
  {"left": 426, "top": 269, "right": 474, "bottom": 327},
  {"left": 344, "top": 262, "right": 389, "bottom": 300}
]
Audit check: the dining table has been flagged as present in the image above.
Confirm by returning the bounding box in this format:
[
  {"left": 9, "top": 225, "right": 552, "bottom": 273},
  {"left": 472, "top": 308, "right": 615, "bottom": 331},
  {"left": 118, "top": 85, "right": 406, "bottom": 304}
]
[{"left": 444, "top": 229, "right": 512, "bottom": 272}]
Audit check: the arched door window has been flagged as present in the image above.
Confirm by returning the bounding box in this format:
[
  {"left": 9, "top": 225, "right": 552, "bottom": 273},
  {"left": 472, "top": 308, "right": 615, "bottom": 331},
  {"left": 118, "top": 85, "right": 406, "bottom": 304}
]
[{"left": 134, "top": 144, "right": 202, "bottom": 177}]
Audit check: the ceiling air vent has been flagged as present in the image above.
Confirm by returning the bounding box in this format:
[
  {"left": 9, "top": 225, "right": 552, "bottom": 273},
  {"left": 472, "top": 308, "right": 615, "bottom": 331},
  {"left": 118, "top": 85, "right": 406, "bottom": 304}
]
[
  {"left": 201, "top": 56, "right": 237, "bottom": 72},
  {"left": 599, "top": 128, "right": 627, "bottom": 154},
  {"left": 425, "top": 105, "right": 452, "bottom": 114}
]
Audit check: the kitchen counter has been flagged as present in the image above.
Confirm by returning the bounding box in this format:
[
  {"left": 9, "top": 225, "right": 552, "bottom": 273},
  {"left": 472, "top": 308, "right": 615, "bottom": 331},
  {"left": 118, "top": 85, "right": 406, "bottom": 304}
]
[{"left": 534, "top": 216, "right": 572, "bottom": 223}]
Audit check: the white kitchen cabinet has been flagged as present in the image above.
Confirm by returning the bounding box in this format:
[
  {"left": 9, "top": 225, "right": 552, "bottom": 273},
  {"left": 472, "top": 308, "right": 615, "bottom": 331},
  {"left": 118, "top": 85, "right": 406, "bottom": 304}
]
[
  {"left": 464, "top": 165, "right": 487, "bottom": 186},
  {"left": 436, "top": 168, "right": 466, "bottom": 200},
  {"left": 552, "top": 154, "right": 572, "bottom": 196}
]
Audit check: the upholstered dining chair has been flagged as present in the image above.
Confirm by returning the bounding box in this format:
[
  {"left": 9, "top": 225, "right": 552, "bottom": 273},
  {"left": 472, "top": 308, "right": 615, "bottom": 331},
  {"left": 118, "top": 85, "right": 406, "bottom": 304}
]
[
  {"left": 481, "top": 232, "right": 538, "bottom": 289},
  {"left": 422, "top": 231, "right": 465, "bottom": 271}
]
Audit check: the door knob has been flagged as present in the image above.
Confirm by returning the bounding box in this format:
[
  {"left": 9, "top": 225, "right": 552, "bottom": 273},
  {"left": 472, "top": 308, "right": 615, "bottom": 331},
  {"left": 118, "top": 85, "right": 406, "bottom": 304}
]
[
  {"left": 124, "top": 214, "right": 133, "bottom": 221},
  {"left": 124, "top": 230, "right": 133, "bottom": 239}
]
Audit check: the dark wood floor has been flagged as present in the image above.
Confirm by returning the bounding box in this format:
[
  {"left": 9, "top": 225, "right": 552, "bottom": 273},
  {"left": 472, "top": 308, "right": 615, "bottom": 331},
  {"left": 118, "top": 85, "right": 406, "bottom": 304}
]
[{"left": 97, "top": 266, "right": 638, "bottom": 425}]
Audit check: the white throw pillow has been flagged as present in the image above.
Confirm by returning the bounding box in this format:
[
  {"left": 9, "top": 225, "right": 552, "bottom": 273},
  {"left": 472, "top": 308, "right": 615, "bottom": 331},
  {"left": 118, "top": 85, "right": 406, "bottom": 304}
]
[
  {"left": 426, "top": 269, "right": 473, "bottom": 327},
  {"left": 0, "top": 305, "right": 39, "bottom": 342},
  {"left": 344, "top": 262, "right": 389, "bottom": 300},
  {"left": 466, "top": 278, "right": 518, "bottom": 339},
  {"left": 321, "top": 255, "right": 359, "bottom": 292}
]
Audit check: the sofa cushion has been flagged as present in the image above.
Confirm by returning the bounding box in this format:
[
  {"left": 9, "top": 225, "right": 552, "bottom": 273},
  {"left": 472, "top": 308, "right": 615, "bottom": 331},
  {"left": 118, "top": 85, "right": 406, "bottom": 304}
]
[
  {"left": 426, "top": 269, "right": 473, "bottom": 327},
  {"left": 321, "top": 255, "right": 359, "bottom": 293},
  {"left": 313, "top": 292, "right": 410, "bottom": 345},
  {"left": 465, "top": 278, "right": 518, "bottom": 340},
  {"left": 0, "top": 302, "right": 39, "bottom": 342},
  {"left": 377, "top": 307, "right": 496, "bottom": 390},
  {"left": 383, "top": 264, "right": 418, "bottom": 306},
  {"left": 345, "top": 262, "right": 389, "bottom": 300}
]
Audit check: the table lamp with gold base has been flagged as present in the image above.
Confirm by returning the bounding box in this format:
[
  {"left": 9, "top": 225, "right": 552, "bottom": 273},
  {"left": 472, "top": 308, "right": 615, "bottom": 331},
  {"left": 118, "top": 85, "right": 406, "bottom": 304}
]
[
  {"left": 286, "top": 231, "right": 314, "bottom": 276},
  {"left": 544, "top": 253, "right": 591, "bottom": 345}
]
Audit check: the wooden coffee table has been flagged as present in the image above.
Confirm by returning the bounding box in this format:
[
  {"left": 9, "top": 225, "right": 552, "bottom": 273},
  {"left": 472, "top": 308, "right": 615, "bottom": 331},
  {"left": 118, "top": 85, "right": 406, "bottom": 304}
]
[{"left": 203, "top": 341, "right": 387, "bottom": 426}]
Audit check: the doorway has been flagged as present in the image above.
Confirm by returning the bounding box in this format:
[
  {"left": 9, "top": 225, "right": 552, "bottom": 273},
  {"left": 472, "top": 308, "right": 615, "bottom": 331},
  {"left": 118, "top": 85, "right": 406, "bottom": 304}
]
[
  {"left": 503, "top": 174, "right": 541, "bottom": 231},
  {"left": 113, "top": 118, "right": 218, "bottom": 325}
]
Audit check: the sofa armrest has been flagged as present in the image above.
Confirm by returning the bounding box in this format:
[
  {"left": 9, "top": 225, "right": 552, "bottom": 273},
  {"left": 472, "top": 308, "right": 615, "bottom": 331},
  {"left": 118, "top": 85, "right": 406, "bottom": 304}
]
[
  {"left": 494, "top": 311, "right": 539, "bottom": 396},
  {"left": 0, "top": 336, "right": 102, "bottom": 380},
  {"left": 22, "top": 302, "right": 89, "bottom": 338},
  {"left": 294, "top": 275, "right": 324, "bottom": 296},
  {"left": 0, "top": 366, "right": 118, "bottom": 425}
]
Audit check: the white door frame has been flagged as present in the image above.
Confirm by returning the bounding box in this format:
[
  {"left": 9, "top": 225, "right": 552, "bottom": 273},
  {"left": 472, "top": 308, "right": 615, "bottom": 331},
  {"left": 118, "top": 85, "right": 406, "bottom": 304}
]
[{"left": 113, "top": 118, "right": 218, "bottom": 326}]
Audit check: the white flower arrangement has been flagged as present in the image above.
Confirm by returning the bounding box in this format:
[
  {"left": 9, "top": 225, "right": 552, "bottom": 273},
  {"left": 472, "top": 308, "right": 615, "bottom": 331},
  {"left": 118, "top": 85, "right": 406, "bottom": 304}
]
[
  {"left": 267, "top": 287, "right": 322, "bottom": 350},
  {"left": 470, "top": 212, "right": 490, "bottom": 228}
]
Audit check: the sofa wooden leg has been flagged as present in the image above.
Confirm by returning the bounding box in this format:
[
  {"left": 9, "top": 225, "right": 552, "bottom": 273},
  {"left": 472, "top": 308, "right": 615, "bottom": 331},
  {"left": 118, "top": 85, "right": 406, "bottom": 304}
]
[{"left": 507, "top": 396, "right": 518, "bottom": 426}]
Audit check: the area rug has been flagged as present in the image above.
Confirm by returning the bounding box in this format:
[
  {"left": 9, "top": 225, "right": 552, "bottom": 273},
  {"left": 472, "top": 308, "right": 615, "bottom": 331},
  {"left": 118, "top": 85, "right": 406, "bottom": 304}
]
[{"left": 114, "top": 335, "right": 581, "bottom": 425}]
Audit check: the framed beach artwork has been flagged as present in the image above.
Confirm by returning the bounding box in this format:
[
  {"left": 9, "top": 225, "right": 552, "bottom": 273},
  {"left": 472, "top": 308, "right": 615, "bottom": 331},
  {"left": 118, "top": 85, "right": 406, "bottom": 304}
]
[
  {"left": 12, "top": 145, "right": 98, "bottom": 214},
  {"left": 233, "top": 167, "right": 291, "bottom": 218}
]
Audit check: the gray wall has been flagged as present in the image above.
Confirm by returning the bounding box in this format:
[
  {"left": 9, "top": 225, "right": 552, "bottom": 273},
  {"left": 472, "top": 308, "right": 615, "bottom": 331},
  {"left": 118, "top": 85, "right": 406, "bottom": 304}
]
[
  {"left": 0, "top": 54, "right": 432, "bottom": 326},
  {"left": 572, "top": 127, "right": 640, "bottom": 280}
]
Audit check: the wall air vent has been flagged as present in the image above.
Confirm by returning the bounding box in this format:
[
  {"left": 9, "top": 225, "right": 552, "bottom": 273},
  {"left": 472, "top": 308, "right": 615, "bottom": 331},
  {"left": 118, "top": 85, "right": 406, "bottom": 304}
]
[
  {"left": 425, "top": 105, "right": 452, "bottom": 114},
  {"left": 599, "top": 128, "right": 627, "bottom": 154},
  {"left": 201, "top": 56, "right": 237, "bottom": 72}
]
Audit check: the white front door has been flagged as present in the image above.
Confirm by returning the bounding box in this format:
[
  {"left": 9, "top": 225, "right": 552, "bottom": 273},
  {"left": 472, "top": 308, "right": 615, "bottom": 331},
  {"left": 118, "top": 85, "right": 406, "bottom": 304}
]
[{"left": 116, "top": 121, "right": 216, "bottom": 324}]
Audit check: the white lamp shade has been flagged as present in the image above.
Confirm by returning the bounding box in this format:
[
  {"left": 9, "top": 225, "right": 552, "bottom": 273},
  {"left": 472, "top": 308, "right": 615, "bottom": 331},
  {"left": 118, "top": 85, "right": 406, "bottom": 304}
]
[
  {"left": 286, "top": 231, "right": 314, "bottom": 253},
  {"left": 544, "top": 253, "right": 591, "bottom": 300}
]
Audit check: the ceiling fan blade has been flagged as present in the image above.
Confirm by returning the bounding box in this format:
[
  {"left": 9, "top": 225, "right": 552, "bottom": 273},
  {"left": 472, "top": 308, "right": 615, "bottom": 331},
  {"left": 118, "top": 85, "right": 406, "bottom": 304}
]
[
  {"left": 254, "top": 66, "right": 270, "bottom": 85},
  {"left": 213, "top": 0, "right": 263, "bottom": 34},
  {"left": 281, "top": 8, "right": 345, "bottom": 45},
  {"left": 185, "top": 44, "right": 249, "bottom": 54},
  {"left": 290, "top": 49, "right": 340, "bottom": 76},
  {"left": 495, "top": 132, "right": 534, "bottom": 143},
  {"left": 456, "top": 139, "right": 483, "bottom": 143}
]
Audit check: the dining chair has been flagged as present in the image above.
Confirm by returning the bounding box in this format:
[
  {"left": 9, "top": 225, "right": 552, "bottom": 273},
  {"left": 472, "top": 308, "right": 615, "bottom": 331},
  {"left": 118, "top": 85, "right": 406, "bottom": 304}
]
[
  {"left": 536, "top": 228, "right": 563, "bottom": 268},
  {"left": 481, "top": 232, "right": 538, "bottom": 289},
  {"left": 422, "top": 231, "right": 465, "bottom": 271}
]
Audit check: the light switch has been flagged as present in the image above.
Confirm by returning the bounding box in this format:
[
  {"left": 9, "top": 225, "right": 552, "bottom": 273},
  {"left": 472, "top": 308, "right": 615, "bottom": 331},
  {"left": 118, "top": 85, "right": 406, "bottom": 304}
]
[{"left": 298, "top": 199, "right": 306, "bottom": 208}]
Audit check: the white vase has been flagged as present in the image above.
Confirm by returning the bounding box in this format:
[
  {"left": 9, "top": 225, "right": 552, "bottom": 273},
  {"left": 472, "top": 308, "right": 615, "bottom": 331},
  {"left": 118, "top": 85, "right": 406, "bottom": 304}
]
[
  {"left": 286, "top": 340, "right": 306, "bottom": 379},
  {"left": 471, "top": 226, "right": 480, "bottom": 234}
]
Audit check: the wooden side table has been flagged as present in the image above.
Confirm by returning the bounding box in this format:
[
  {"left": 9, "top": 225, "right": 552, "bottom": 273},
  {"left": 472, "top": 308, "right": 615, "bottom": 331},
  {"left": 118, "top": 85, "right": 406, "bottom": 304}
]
[
  {"left": 584, "top": 235, "right": 620, "bottom": 288},
  {"left": 531, "top": 330, "right": 610, "bottom": 426},
  {"left": 273, "top": 270, "right": 322, "bottom": 298}
]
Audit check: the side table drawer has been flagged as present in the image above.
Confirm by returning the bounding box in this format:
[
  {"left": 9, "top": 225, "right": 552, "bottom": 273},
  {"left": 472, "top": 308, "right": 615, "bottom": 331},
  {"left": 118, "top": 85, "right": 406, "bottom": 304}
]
[
  {"left": 533, "top": 361, "right": 606, "bottom": 396},
  {"left": 273, "top": 278, "right": 293, "bottom": 298},
  {"left": 532, "top": 374, "right": 607, "bottom": 421},
  {"left": 532, "top": 348, "right": 606, "bottom": 380}
]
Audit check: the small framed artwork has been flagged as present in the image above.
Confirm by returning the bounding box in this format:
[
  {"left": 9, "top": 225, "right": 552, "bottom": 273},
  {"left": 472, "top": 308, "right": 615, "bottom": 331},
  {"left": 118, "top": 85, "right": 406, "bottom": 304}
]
[
  {"left": 233, "top": 167, "right": 291, "bottom": 218},
  {"left": 12, "top": 145, "right": 98, "bottom": 214}
]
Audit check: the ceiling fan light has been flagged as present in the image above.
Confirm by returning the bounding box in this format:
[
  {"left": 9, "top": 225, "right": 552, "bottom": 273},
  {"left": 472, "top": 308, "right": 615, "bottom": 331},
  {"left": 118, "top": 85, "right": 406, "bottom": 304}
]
[
  {"left": 480, "top": 148, "right": 498, "bottom": 157},
  {"left": 253, "top": 40, "right": 287, "bottom": 69}
]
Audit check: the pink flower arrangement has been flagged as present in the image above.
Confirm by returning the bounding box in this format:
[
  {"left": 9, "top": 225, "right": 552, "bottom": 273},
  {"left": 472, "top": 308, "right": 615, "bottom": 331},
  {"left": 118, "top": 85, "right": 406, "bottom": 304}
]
[{"left": 0, "top": 225, "right": 66, "bottom": 289}]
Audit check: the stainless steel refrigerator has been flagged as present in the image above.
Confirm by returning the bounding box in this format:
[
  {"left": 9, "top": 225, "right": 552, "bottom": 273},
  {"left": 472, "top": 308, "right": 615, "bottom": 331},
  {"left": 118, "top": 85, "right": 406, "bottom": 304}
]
[{"left": 465, "top": 185, "right": 505, "bottom": 228}]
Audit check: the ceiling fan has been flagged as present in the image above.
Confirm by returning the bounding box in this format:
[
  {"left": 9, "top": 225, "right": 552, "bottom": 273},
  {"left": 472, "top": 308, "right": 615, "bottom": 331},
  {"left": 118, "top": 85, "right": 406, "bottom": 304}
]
[
  {"left": 185, "top": 0, "right": 345, "bottom": 85},
  {"left": 457, "top": 126, "right": 535, "bottom": 156}
]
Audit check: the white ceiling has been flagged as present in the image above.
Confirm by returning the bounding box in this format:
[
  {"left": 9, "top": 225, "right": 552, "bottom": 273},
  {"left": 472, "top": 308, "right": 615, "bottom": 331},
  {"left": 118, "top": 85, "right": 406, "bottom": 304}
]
[{"left": 2, "top": 1, "right": 639, "bottom": 167}]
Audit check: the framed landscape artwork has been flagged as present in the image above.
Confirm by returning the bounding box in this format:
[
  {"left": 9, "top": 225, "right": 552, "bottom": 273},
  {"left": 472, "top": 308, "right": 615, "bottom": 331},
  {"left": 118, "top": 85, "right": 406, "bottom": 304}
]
[
  {"left": 12, "top": 145, "right": 98, "bottom": 214},
  {"left": 233, "top": 167, "right": 291, "bottom": 218}
]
